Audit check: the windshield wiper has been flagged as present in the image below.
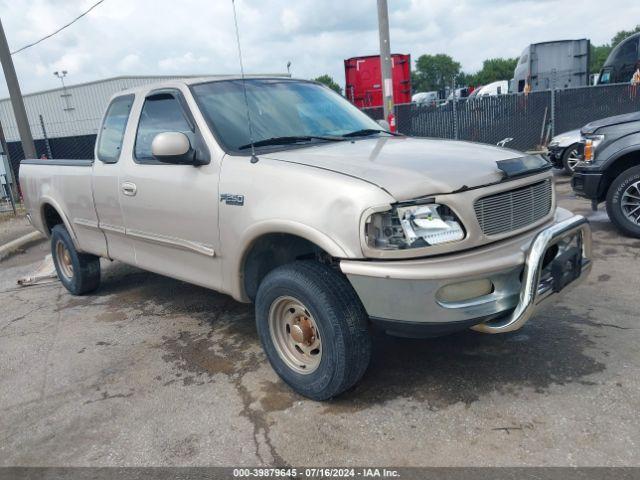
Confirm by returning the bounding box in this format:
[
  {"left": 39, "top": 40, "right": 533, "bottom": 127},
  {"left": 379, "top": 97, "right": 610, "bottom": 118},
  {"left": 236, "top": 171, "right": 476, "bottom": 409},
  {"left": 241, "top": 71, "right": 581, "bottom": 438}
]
[
  {"left": 341, "top": 128, "right": 386, "bottom": 138},
  {"left": 341, "top": 128, "right": 401, "bottom": 138},
  {"left": 238, "top": 135, "right": 345, "bottom": 150}
]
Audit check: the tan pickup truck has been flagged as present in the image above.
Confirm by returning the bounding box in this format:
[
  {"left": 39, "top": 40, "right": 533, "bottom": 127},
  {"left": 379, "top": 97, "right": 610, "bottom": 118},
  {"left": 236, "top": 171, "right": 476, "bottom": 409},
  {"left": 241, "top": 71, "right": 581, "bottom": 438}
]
[{"left": 20, "top": 77, "right": 592, "bottom": 400}]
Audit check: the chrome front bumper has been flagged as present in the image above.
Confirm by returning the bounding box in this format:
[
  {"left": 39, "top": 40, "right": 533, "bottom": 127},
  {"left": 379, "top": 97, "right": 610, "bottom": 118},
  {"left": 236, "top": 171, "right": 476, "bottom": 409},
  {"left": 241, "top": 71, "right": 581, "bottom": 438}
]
[{"left": 341, "top": 212, "right": 592, "bottom": 336}]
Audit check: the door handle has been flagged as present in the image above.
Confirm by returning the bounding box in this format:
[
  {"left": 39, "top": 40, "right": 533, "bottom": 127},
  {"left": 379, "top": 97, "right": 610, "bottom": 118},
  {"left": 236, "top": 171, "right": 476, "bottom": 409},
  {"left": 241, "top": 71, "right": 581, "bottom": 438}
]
[{"left": 121, "top": 182, "right": 137, "bottom": 196}]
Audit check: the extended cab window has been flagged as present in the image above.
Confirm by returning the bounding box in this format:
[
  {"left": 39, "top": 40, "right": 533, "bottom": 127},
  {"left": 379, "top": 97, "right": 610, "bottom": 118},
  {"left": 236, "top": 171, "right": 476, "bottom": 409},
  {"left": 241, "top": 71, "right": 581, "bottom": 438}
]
[
  {"left": 97, "top": 95, "right": 133, "bottom": 163},
  {"left": 134, "top": 93, "right": 194, "bottom": 162}
]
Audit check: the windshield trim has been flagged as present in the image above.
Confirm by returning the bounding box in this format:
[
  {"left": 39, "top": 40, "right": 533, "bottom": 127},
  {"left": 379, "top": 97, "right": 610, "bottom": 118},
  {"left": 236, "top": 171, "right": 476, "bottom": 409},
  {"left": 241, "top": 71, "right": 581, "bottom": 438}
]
[{"left": 188, "top": 78, "right": 385, "bottom": 156}]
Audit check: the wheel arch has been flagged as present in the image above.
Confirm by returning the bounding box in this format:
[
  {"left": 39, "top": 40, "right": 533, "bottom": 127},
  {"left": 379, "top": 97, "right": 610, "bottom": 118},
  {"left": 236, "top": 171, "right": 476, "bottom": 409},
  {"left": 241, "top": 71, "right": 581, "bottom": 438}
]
[
  {"left": 39, "top": 197, "right": 79, "bottom": 246},
  {"left": 236, "top": 221, "right": 350, "bottom": 302},
  {"left": 601, "top": 149, "right": 640, "bottom": 201}
]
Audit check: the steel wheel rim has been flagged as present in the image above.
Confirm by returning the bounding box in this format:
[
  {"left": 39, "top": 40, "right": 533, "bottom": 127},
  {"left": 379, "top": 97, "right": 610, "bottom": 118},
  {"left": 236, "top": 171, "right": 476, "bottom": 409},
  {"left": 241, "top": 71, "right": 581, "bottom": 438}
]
[
  {"left": 55, "top": 241, "right": 74, "bottom": 280},
  {"left": 621, "top": 180, "right": 640, "bottom": 226},
  {"left": 566, "top": 149, "right": 580, "bottom": 171},
  {"left": 268, "top": 296, "right": 322, "bottom": 375}
]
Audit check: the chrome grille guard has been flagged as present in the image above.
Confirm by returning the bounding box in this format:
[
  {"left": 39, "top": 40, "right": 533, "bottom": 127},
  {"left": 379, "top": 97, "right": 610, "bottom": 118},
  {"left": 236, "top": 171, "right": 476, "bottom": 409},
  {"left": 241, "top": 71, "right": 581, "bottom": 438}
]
[{"left": 471, "top": 215, "right": 592, "bottom": 334}]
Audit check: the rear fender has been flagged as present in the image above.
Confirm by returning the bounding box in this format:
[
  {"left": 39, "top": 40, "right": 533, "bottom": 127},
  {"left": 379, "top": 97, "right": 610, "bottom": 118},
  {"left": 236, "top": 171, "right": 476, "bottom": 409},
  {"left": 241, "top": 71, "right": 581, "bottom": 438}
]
[{"left": 39, "top": 196, "right": 80, "bottom": 248}]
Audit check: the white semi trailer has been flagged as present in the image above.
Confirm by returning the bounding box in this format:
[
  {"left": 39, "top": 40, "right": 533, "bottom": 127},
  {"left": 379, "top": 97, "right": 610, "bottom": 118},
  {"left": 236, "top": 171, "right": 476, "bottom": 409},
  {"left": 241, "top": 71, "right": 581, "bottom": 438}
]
[{"left": 511, "top": 39, "right": 590, "bottom": 93}]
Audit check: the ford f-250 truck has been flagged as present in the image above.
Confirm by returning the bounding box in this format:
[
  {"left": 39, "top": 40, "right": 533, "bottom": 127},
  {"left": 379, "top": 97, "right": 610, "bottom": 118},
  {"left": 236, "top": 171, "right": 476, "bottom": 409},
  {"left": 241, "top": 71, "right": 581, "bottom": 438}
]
[{"left": 20, "top": 77, "right": 592, "bottom": 400}]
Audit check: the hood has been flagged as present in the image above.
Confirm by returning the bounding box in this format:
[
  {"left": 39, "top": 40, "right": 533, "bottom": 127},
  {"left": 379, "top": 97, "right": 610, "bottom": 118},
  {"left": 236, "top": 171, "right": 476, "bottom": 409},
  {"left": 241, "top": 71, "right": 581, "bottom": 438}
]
[
  {"left": 582, "top": 112, "right": 640, "bottom": 134},
  {"left": 263, "top": 136, "right": 537, "bottom": 201},
  {"left": 551, "top": 129, "right": 581, "bottom": 147}
]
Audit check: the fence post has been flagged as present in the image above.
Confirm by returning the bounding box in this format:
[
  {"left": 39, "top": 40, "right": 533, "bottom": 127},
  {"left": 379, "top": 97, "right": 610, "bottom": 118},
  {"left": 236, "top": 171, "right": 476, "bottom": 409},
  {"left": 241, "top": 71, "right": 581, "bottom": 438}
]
[
  {"left": 39, "top": 114, "right": 53, "bottom": 159},
  {"left": 452, "top": 79, "right": 459, "bottom": 140},
  {"left": 1, "top": 173, "right": 17, "bottom": 215},
  {"left": 550, "top": 88, "right": 556, "bottom": 140}
]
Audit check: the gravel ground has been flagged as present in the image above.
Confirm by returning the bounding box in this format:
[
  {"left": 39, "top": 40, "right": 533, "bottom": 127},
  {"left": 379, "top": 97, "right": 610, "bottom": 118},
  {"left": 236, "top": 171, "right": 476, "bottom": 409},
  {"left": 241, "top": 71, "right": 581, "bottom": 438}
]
[
  {"left": 0, "top": 212, "right": 35, "bottom": 245},
  {"left": 0, "top": 176, "right": 638, "bottom": 467}
]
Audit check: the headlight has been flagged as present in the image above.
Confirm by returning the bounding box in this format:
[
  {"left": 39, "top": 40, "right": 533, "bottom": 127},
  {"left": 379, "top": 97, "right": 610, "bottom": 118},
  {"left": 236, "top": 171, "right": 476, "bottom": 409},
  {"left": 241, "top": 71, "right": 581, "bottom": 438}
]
[
  {"left": 583, "top": 134, "right": 605, "bottom": 162},
  {"left": 549, "top": 136, "right": 568, "bottom": 146},
  {"left": 364, "top": 203, "right": 465, "bottom": 250}
]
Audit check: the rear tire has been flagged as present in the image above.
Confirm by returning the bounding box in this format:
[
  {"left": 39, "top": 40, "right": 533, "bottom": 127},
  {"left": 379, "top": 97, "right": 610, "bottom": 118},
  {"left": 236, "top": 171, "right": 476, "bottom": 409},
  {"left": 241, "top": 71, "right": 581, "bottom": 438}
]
[
  {"left": 255, "top": 261, "right": 371, "bottom": 400},
  {"left": 51, "top": 224, "right": 101, "bottom": 295},
  {"left": 561, "top": 144, "right": 580, "bottom": 175},
  {"left": 606, "top": 166, "right": 640, "bottom": 238}
]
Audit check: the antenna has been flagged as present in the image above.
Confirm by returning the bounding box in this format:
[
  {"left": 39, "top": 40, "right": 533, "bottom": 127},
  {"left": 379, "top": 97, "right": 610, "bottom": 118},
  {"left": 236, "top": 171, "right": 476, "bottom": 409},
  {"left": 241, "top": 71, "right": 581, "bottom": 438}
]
[{"left": 231, "top": 0, "right": 258, "bottom": 163}]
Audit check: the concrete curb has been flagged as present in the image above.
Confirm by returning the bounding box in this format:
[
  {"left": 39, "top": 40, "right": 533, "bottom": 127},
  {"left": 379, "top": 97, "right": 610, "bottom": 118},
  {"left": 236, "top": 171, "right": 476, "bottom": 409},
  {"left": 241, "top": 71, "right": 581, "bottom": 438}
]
[{"left": 0, "top": 231, "right": 46, "bottom": 261}]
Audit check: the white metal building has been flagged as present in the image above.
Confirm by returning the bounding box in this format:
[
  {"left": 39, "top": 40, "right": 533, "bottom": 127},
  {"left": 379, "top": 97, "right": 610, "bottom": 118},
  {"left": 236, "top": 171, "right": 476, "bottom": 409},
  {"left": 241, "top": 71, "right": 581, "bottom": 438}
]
[{"left": 0, "top": 74, "right": 288, "bottom": 142}]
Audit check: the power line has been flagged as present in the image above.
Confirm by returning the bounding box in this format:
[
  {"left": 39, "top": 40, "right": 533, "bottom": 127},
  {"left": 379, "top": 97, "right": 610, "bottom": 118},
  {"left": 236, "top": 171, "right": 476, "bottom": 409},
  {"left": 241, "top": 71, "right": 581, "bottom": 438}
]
[{"left": 10, "top": 0, "right": 106, "bottom": 55}]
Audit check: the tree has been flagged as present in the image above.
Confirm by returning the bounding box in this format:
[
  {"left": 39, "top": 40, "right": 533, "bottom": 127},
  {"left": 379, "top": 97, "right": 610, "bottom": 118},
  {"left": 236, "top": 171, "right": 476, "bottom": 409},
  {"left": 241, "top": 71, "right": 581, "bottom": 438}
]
[
  {"left": 313, "top": 74, "right": 342, "bottom": 95},
  {"left": 611, "top": 25, "right": 640, "bottom": 48},
  {"left": 590, "top": 44, "right": 612, "bottom": 75},
  {"left": 472, "top": 58, "right": 518, "bottom": 86},
  {"left": 413, "top": 54, "right": 461, "bottom": 92}
]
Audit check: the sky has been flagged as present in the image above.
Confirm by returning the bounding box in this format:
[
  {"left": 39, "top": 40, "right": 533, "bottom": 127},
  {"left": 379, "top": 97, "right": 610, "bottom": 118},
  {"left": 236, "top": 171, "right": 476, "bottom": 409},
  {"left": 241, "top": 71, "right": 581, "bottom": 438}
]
[{"left": 1, "top": 0, "right": 639, "bottom": 98}]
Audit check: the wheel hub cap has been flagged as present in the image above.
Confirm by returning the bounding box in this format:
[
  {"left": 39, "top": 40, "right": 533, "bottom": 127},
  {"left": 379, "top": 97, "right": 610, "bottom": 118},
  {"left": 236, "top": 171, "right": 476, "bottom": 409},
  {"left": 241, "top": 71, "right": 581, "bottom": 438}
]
[
  {"left": 621, "top": 180, "right": 640, "bottom": 226},
  {"left": 567, "top": 149, "right": 580, "bottom": 171},
  {"left": 55, "top": 241, "right": 73, "bottom": 280},
  {"left": 268, "top": 296, "right": 322, "bottom": 375}
]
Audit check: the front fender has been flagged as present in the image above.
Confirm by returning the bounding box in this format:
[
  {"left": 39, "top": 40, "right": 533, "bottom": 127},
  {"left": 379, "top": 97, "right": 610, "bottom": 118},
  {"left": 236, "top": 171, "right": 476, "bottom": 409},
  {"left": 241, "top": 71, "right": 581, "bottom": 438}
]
[
  {"left": 598, "top": 132, "right": 640, "bottom": 170},
  {"left": 229, "top": 220, "right": 350, "bottom": 302},
  {"left": 239, "top": 220, "right": 349, "bottom": 259}
]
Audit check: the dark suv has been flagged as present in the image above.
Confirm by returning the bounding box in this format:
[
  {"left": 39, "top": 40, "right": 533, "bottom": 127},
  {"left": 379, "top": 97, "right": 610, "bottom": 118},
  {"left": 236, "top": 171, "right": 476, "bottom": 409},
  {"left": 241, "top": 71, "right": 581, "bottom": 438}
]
[{"left": 572, "top": 111, "right": 640, "bottom": 237}]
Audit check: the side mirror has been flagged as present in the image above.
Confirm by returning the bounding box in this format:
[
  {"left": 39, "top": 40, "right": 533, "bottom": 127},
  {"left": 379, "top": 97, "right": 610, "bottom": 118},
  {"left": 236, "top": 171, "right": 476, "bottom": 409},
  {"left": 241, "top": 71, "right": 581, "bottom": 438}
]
[
  {"left": 151, "top": 132, "right": 196, "bottom": 164},
  {"left": 377, "top": 119, "right": 391, "bottom": 131}
]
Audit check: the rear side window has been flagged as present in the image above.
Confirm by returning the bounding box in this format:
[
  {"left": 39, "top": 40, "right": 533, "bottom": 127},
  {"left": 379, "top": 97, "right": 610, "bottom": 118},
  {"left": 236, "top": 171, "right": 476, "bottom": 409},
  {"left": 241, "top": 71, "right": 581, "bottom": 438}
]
[
  {"left": 97, "top": 95, "right": 134, "bottom": 163},
  {"left": 134, "top": 93, "right": 194, "bottom": 162}
]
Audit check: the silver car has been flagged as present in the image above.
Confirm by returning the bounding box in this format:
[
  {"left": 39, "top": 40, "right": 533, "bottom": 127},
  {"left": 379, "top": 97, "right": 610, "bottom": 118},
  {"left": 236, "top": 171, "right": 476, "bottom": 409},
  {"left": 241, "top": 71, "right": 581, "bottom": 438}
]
[{"left": 548, "top": 129, "right": 581, "bottom": 175}]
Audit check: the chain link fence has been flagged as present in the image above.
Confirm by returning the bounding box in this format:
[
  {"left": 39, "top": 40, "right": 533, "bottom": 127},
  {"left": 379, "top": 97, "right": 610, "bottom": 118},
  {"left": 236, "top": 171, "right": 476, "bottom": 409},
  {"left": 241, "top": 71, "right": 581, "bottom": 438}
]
[
  {"left": 554, "top": 83, "right": 640, "bottom": 134},
  {"left": 2, "top": 83, "right": 639, "bottom": 198},
  {"left": 1, "top": 116, "right": 99, "bottom": 199},
  {"left": 364, "top": 83, "right": 640, "bottom": 152}
]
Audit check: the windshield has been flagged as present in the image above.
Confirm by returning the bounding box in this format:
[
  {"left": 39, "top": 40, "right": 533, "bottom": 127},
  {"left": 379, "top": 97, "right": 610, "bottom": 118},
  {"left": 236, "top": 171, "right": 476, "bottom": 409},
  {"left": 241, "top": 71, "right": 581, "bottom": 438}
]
[{"left": 191, "top": 79, "right": 385, "bottom": 153}]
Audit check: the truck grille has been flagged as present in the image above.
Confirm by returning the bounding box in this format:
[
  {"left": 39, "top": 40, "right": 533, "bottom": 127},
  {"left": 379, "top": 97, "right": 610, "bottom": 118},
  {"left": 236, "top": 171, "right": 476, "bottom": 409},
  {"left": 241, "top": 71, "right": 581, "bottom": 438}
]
[{"left": 474, "top": 180, "right": 553, "bottom": 236}]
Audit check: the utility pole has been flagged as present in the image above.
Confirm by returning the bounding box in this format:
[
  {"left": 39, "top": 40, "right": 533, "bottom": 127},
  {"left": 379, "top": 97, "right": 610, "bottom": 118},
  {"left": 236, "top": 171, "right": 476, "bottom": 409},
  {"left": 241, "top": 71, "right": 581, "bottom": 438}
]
[
  {"left": 377, "top": 0, "right": 394, "bottom": 122},
  {"left": 0, "top": 119, "right": 18, "bottom": 205},
  {"left": 0, "top": 18, "right": 36, "bottom": 160}
]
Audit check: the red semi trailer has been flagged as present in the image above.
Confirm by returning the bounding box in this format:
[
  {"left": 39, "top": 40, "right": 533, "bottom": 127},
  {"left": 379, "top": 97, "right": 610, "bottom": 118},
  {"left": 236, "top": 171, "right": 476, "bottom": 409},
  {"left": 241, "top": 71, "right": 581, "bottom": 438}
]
[{"left": 344, "top": 54, "right": 411, "bottom": 108}]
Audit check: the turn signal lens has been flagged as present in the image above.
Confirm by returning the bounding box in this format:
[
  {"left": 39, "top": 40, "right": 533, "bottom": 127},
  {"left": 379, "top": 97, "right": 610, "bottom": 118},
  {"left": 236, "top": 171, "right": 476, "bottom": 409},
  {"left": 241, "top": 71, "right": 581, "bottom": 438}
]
[
  {"left": 582, "top": 135, "right": 604, "bottom": 163},
  {"left": 583, "top": 141, "right": 593, "bottom": 162}
]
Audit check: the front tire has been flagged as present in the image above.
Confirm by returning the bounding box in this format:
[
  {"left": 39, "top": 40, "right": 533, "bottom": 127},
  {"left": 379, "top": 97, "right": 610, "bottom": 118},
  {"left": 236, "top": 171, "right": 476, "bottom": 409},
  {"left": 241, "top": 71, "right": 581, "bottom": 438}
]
[
  {"left": 606, "top": 166, "right": 640, "bottom": 238},
  {"left": 561, "top": 144, "right": 580, "bottom": 175},
  {"left": 255, "top": 261, "right": 371, "bottom": 400},
  {"left": 51, "top": 224, "right": 101, "bottom": 295}
]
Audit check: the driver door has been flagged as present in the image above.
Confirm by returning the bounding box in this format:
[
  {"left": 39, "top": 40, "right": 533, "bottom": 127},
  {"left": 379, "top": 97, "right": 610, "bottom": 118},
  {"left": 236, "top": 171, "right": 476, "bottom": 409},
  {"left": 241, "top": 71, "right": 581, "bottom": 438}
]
[{"left": 118, "top": 88, "right": 222, "bottom": 289}]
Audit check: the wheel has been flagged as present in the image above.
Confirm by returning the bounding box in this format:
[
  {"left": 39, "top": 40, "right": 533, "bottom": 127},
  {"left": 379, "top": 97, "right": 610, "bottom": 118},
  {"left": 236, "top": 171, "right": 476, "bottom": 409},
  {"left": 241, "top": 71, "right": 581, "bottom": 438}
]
[
  {"left": 51, "top": 224, "right": 101, "bottom": 295},
  {"left": 255, "top": 261, "right": 371, "bottom": 400},
  {"left": 561, "top": 144, "right": 580, "bottom": 175},
  {"left": 606, "top": 166, "right": 640, "bottom": 238}
]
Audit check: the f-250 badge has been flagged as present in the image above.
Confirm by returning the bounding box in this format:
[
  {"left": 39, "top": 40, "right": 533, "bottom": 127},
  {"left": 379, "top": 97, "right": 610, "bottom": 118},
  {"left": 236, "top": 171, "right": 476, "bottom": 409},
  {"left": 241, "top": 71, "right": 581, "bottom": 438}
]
[{"left": 220, "top": 193, "right": 245, "bottom": 206}]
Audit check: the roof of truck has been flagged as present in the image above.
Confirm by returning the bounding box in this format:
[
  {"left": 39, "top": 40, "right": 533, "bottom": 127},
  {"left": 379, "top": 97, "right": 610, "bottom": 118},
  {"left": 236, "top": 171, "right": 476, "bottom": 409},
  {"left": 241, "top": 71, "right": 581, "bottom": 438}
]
[{"left": 115, "top": 75, "right": 297, "bottom": 96}]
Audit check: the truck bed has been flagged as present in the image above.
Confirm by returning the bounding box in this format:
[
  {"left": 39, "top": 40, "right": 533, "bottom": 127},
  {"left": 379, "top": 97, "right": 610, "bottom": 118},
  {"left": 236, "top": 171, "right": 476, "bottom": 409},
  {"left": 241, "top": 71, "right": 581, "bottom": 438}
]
[{"left": 19, "top": 158, "right": 108, "bottom": 257}]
